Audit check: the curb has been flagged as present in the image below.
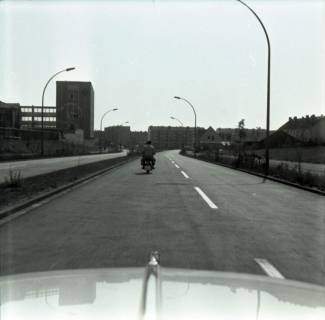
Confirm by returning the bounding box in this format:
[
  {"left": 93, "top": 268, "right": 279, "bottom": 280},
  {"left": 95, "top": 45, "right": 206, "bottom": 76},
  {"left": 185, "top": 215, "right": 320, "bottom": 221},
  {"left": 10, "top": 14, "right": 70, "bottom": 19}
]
[
  {"left": 0, "top": 157, "right": 138, "bottom": 220},
  {"left": 181, "top": 153, "right": 325, "bottom": 196}
]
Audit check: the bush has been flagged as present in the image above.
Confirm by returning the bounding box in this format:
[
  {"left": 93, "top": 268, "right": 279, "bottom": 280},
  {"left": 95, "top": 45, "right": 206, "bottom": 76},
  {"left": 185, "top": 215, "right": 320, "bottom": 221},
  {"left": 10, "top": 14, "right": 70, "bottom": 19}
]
[
  {"left": 269, "top": 163, "right": 325, "bottom": 191},
  {"left": 2, "top": 169, "right": 23, "bottom": 188}
]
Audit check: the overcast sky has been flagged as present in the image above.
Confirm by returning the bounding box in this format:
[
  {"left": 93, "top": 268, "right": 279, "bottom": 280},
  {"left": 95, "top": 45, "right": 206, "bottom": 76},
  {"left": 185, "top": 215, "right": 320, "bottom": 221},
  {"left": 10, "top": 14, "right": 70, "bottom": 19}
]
[{"left": 0, "top": 0, "right": 324, "bottom": 131}]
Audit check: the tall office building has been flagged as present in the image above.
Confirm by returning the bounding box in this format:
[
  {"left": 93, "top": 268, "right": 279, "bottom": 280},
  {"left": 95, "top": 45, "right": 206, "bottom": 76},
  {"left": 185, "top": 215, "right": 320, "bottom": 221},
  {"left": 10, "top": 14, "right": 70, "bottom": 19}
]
[{"left": 56, "top": 81, "right": 94, "bottom": 138}]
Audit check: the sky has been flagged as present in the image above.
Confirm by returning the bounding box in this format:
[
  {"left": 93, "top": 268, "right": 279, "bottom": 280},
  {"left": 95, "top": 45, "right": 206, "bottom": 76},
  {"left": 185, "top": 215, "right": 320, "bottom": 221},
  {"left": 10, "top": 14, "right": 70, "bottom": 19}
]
[{"left": 0, "top": 0, "right": 324, "bottom": 131}]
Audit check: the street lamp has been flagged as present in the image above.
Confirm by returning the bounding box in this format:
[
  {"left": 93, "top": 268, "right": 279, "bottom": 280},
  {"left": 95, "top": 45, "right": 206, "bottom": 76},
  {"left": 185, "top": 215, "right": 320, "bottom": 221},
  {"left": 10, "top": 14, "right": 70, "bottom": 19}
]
[
  {"left": 100, "top": 108, "right": 118, "bottom": 131},
  {"left": 41, "top": 67, "right": 76, "bottom": 155},
  {"left": 100, "top": 108, "right": 118, "bottom": 152},
  {"left": 170, "top": 116, "right": 184, "bottom": 127},
  {"left": 174, "top": 96, "right": 197, "bottom": 153},
  {"left": 235, "top": 0, "right": 271, "bottom": 175},
  {"left": 170, "top": 116, "right": 185, "bottom": 150}
]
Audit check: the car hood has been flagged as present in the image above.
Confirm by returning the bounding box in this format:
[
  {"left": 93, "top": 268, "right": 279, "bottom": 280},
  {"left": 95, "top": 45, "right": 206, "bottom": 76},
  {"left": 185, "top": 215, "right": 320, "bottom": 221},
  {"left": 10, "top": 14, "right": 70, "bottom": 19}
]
[{"left": 1, "top": 267, "right": 325, "bottom": 320}]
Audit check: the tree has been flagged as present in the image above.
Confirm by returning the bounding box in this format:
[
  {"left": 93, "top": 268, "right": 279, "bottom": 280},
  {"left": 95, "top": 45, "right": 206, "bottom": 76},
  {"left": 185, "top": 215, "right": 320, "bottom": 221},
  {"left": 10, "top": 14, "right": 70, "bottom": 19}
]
[{"left": 238, "top": 119, "right": 246, "bottom": 141}]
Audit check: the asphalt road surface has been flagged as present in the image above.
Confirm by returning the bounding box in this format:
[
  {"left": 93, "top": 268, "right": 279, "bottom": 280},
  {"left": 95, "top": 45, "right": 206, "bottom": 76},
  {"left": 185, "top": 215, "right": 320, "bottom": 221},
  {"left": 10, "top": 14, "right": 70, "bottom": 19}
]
[
  {"left": 0, "top": 151, "right": 127, "bottom": 182},
  {"left": 0, "top": 150, "right": 324, "bottom": 287}
]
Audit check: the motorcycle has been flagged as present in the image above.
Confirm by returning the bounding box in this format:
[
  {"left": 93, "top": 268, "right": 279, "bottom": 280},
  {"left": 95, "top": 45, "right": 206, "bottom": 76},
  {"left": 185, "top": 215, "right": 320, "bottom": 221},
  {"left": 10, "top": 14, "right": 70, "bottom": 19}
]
[{"left": 142, "top": 159, "right": 154, "bottom": 174}]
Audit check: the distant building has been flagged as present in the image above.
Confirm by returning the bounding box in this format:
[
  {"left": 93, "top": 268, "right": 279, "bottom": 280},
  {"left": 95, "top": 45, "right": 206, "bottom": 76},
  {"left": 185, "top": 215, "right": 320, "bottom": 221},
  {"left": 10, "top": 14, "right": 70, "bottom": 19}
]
[
  {"left": 56, "top": 81, "right": 94, "bottom": 139},
  {"left": 216, "top": 127, "right": 266, "bottom": 143},
  {"left": 130, "top": 131, "right": 148, "bottom": 147},
  {"left": 279, "top": 115, "right": 325, "bottom": 144},
  {"left": 200, "top": 126, "right": 220, "bottom": 146},
  {"left": 105, "top": 125, "right": 131, "bottom": 147},
  {"left": 20, "top": 105, "right": 56, "bottom": 129},
  {"left": 258, "top": 130, "right": 302, "bottom": 149},
  {"left": 94, "top": 130, "right": 105, "bottom": 140},
  {"left": 148, "top": 126, "right": 205, "bottom": 150},
  {"left": 0, "top": 101, "right": 21, "bottom": 128}
]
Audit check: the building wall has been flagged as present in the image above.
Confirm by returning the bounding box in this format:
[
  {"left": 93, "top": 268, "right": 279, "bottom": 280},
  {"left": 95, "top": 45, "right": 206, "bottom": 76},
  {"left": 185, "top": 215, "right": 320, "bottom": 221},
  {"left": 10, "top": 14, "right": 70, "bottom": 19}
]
[
  {"left": 56, "top": 81, "right": 94, "bottom": 138},
  {"left": 148, "top": 126, "right": 204, "bottom": 150},
  {"left": 309, "top": 118, "right": 325, "bottom": 143},
  {"left": 200, "top": 127, "right": 220, "bottom": 144},
  {"left": 20, "top": 105, "right": 56, "bottom": 129},
  {"left": 104, "top": 126, "right": 131, "bottom": 147},
  {"left": 130, "top": 131, "right": 148, "bottom": 147},
  {"left": 0, "top": 101, "right": 21, "bottom": 128},
  {"left": 281, "top": 116, "right": 325, "bottom": 144},
  {"left": 216, "top": 128, "right": 266, "bottom": 143}
]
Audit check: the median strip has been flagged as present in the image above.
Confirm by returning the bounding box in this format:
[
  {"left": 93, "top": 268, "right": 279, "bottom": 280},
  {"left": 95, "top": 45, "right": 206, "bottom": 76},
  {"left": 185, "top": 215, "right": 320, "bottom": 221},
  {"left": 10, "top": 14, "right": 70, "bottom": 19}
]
[
  {"left": 194, "top": 186, "right": 218, "bottom": 209},
  {"left": 254, "top": 258, "right": 284, "bottom": 279}
]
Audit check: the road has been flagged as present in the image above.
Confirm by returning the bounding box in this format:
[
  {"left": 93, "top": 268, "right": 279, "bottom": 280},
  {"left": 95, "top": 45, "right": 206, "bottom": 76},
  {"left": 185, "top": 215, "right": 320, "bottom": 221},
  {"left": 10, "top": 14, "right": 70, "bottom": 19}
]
[
  {"left": 0, "top": 150, "right": 324, "bottom": 286},
  {"left": 0, "top": 151, "right": 127, "bottom": 182}
]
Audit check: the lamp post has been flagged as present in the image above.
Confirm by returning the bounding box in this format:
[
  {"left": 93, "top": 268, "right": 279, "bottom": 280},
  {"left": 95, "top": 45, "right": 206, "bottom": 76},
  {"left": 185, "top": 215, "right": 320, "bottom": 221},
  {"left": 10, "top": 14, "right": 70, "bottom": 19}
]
[
  {"left": 41, "top": 67, "right": 75, "bottom": 156},
  {"left": 235, "top": 0, "right": 271, "bottom": 175},
  {"left": 100, "top": 108, "right": 118, "bottom": 131},
  {"left": 170, "top": 116, "right": 185, "bottom": 150},
  {"left": 170, "top": 116, "right": 184, "bottom": 127},
  {"left": 174, "top": 96, "right": 197, "bottom": 153},
  {"left": 100, "top": 108, "right": 118, "bottom": 152}
]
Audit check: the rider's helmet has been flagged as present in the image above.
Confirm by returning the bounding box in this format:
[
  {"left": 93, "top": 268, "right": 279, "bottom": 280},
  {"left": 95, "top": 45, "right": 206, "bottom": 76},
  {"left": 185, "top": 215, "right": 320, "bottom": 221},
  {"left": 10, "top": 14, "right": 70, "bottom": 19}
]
[{"left": 146, "top": 140, "right": 152, "bottom": 145}]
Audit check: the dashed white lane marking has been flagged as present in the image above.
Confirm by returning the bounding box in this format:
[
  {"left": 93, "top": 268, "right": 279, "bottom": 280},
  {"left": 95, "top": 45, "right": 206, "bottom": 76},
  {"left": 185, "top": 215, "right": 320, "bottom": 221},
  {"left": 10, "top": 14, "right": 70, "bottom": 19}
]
[
  {"left": 254, "top": 258, "right": 284, "bottom": 279},
  {"left": 194, "top": 187, "right": 218, "bottom": 209},
  {"left": 181, "top": 171, "right": 190, "bottom": 179},
  {"left": 174, "top": 164, "right": 180, "bottom": 169}
]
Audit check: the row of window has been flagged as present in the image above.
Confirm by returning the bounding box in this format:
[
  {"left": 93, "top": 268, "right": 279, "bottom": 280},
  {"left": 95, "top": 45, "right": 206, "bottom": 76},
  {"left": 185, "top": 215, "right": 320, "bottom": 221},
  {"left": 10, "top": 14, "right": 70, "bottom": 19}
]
[
  {"left": 21, "top": 108, "right": 56, "bottom": 113},
  {"left": 22, "top": 117, "right": 56, "bottom": 122}
]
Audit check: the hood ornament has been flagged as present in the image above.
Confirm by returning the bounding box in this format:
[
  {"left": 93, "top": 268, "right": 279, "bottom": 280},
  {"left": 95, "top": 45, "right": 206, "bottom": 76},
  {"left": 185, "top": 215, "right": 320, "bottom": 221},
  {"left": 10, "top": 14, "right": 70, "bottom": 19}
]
[{"left": 148, "top": 251, "right": 160, "bottom": 266}]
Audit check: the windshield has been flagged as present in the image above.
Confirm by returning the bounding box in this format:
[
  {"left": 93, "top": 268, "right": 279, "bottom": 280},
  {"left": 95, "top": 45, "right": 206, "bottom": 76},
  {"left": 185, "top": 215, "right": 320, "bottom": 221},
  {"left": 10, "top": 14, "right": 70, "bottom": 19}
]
[{"left": 0, "top": 0, "right": 325, "bottom": 318}]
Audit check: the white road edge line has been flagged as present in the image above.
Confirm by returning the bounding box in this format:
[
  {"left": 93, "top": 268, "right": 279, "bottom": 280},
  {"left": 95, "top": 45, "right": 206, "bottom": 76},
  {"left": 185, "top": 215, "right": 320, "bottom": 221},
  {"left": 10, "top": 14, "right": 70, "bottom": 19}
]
[
  {"left": 174, "top": 164, "right": 180, "bottom": 169},
  {"left": 194, "top": 187, "right": 218, "bottom": 209},
  {"left": 181, "top": 171, "right": 190, "bottom": 179},
  {"left": 254, "top": 258, "right": 285, "bottom": 279}
]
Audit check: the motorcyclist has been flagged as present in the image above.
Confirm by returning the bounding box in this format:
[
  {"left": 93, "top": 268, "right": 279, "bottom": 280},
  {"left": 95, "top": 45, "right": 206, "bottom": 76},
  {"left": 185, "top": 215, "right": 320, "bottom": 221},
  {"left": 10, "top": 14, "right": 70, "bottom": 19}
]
[{"left": 141, "top": 140, "right": 156, "bottom": 169}]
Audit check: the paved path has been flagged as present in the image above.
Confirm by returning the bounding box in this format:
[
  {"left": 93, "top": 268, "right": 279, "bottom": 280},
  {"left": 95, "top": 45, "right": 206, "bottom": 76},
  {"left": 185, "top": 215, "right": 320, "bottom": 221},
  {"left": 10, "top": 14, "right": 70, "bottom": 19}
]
[
  {"left": 0, "top": 150, "right": 324, "bottom": 287},
  {"left": 0, "top": 151, "right": 127, "bottom": 182}
]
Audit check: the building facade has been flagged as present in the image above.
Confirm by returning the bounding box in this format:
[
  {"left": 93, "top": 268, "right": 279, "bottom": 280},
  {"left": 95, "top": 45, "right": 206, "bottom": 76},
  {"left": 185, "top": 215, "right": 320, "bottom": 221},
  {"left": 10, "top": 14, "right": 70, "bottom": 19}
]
[
  {"left": 104, "top": 125, "right": 131, "bottom": 147},
  {"left": 280, "top": 115, "right": 325, "bottom": 144},
  {"left": 0, "top": 101, "right": 21, "bottom": 128},
  {"left": 148, "top": 126, "right": 205, "bottom": 150},
  {"left": 130, "top": 131, "right": 148, "bottom": 147},
  {"left": 216, "top": 127, "right": 266, "bottom": 143},
  {"left": 56, "top": 81, "right": 94, "bottom": 139},
  {"left": 200, "top": 126, "right": 221, "bottom": 147},
  {"left": 20, "top": 105, "right": 56, "bottom": 129}
]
